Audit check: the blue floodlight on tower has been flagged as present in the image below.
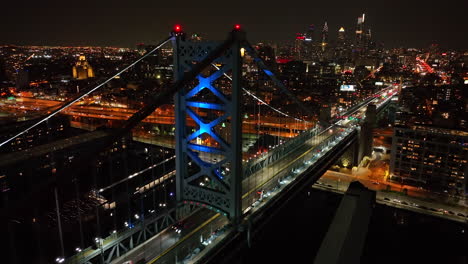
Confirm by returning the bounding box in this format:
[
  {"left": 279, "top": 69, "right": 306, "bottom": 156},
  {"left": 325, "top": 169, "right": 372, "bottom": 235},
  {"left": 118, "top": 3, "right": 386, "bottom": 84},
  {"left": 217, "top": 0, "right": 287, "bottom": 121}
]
[{"left": 173, "top": 25, "right": 244, "bottom": 224}]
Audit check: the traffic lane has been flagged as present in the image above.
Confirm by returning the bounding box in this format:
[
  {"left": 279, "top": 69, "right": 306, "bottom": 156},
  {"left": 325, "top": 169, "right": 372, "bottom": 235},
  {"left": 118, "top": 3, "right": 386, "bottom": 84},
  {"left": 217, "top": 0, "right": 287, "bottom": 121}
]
[
  {"left": 241, "top": 129, "right": 341, "bottom": 207},
  {"left": 111, "top": 208, "right": 216, "bottom": 264},
  {"left": 148, "top": 213, "right": 228, "bottom": 264}
]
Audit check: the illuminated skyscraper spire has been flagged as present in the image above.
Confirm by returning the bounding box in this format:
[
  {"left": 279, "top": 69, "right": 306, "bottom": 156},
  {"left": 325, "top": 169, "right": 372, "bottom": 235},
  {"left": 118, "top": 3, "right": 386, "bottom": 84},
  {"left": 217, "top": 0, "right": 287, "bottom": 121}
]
[
  {"left": 355, "top": 13, "right": 365, "bottom": 49},
  {"left": 321, "top": 21, "right": 329, "bottom": 44},
  {"left": 338, "top": 27, "right": 346, "bottom": 46},
  {"left": 338, "top": 27, "right": 345, "bottom": 41},
  {"left": 320, "top": 21, "right": 329, "bottom": 52}
]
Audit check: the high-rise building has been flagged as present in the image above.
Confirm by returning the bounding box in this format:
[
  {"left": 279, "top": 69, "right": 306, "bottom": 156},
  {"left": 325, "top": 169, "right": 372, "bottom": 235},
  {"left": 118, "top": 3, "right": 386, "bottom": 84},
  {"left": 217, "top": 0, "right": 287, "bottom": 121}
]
[
  {"left": 294, "top": 33, "right": 306, "bottom": 60},
  {"left": 390, "top": 125, "right": 467, "bottom": 196},
  {"left": 364, "top": 28, "right": 372, "bottom": 51},
  {"left": 306, "top": 24, "right": 315, "bottom": 42},
  {"left": 338, "top": 27, "right": 345, "bottom": 43},
  {"left": 321, "top": 21, "right": 329, "bottom": 52},
  {"left": 303, "top": 24, "right": 319, "bottom": 61},
  {"left": 355, "top": 13, "right": 366, "bottom": 49},
  {"left": 72, "top": 55, "right": 95, "bottom": 80},
  {"left": 335, "top": 27, "right": 350, "bottom": 62}
]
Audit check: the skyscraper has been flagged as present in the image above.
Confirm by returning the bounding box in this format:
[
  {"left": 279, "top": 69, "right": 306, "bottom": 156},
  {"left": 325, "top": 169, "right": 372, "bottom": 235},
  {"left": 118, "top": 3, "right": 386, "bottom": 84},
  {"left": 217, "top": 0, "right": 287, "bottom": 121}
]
[
  {"left": 355, "top": 13, "right": 365, "bottom": 49},
  {"left": 365, "top": 28, "right": 372, "bottom": 50},
  {"left": 294, "top": 33, "right": 306, "bottom": 60},
  {"left": 321, "top": 21, "right": 329, "bottom": 52},
  {"left": 338, "top": 27, "right": 345, "bottom": 43},
  {"left": 306, "top": 24, "right": 315, "bottom": 42},
  {"left": 336, "top": 27, "right": 348, "bottom": 61}
]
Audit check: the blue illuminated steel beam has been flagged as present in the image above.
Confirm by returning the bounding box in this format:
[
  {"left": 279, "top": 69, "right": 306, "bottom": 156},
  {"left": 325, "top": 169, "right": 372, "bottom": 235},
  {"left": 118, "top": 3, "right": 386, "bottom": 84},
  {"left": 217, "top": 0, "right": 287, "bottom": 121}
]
[{"left": 174, "top": 29, "right": 245, "bottom": 224}]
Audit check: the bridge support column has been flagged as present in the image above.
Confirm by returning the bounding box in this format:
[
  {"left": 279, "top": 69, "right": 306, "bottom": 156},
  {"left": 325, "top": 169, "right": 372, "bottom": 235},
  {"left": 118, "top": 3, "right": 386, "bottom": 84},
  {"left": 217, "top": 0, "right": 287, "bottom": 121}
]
[
  {"left": 173, "top": 29, "right": 245, "bottom": 224},
  {"left": 337, "top": 139, "right": 359, "bottom": 168},
  {"left": 358, "top": 104, "right": 375, "bottom": 162}
]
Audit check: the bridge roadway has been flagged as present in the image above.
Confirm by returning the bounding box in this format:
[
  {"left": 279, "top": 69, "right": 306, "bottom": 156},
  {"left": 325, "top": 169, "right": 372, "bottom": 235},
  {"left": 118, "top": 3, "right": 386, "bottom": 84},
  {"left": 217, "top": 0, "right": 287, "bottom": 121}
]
[
  {"left": 61, "top": 87, "right": 395, "bottom": 264},
  {"left": 108, "top": 121, "right": 339, "bottom": 263},
  {"left": 111, "top": 126, "right": 345, "bottom": 264},
  {"left": 107, "top": 88, "right": 396, "bottom": 264}
]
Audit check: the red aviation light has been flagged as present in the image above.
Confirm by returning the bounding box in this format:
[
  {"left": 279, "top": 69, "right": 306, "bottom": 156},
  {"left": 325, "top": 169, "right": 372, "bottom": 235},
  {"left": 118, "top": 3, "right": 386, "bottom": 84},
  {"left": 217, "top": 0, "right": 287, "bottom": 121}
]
[
  {"left": 174, "top": 25, "right": 182, "bottom": 32},
  {"left": 234, "top": 24, "right": 241, "bottom": 31}
]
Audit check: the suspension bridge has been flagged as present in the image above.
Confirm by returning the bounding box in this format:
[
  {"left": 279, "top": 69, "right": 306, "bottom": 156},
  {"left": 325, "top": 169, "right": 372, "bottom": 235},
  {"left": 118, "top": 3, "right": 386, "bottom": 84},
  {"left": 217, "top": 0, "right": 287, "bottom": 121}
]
[{"left": 0, "top": 25, "right": 397, "bottom": 264}]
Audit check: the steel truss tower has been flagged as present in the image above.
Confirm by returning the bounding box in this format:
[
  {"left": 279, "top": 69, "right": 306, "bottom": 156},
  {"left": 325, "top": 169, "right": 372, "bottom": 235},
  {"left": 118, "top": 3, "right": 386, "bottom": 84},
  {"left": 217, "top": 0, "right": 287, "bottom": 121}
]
[{"left": 173, "top": 30, "right": 244, "bottom": 224}]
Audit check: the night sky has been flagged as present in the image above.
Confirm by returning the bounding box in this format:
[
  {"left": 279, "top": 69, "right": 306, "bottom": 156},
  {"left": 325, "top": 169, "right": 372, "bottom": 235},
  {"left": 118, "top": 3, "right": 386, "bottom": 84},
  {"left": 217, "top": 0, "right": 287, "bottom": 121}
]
[{"left": 1, "top": 0, "right": 467, "bottom": 49}]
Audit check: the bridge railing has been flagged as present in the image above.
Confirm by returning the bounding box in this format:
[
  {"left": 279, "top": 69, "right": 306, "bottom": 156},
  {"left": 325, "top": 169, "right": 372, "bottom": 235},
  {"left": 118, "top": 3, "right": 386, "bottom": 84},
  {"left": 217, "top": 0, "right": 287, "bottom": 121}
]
[
  {"left": 243, "top": 126, "right": 320, "bottom": 179},
  {"left": 241, "top": 126, "right": 356, "bottom": 212}
]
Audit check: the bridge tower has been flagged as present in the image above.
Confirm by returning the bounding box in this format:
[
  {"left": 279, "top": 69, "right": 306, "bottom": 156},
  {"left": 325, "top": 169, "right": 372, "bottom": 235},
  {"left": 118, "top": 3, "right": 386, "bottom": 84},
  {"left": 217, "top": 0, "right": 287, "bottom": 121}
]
[
  {"left": 358, "top": 104, "right": 376, "bottom": 162},
  {"left": 173, "top": 27, "right": 245, "bottom": 224}
]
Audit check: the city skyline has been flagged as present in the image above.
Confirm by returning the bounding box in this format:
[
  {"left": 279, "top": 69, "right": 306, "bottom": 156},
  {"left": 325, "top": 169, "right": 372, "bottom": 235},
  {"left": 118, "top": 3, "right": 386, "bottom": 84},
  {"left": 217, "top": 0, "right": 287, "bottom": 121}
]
[{"left": 1, "top": 0, "right": 467, "bottom": 49}]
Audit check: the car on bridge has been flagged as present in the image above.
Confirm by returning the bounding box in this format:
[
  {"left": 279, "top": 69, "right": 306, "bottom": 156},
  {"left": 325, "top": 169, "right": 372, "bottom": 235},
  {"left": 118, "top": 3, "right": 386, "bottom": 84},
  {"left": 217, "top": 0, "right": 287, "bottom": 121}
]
[
  {"left": 172, "top": 220, "right": 194, "bottom": 234},
  {"left": 172, "top": 221, "right": 185, "bottom": 233}
]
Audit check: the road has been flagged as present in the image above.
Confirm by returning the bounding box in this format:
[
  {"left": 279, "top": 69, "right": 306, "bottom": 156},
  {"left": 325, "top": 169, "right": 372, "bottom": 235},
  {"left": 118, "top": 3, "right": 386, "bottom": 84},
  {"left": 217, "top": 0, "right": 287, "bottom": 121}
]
[{"left": 315, "top": 170, "right": 467, "bottom": 223}]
